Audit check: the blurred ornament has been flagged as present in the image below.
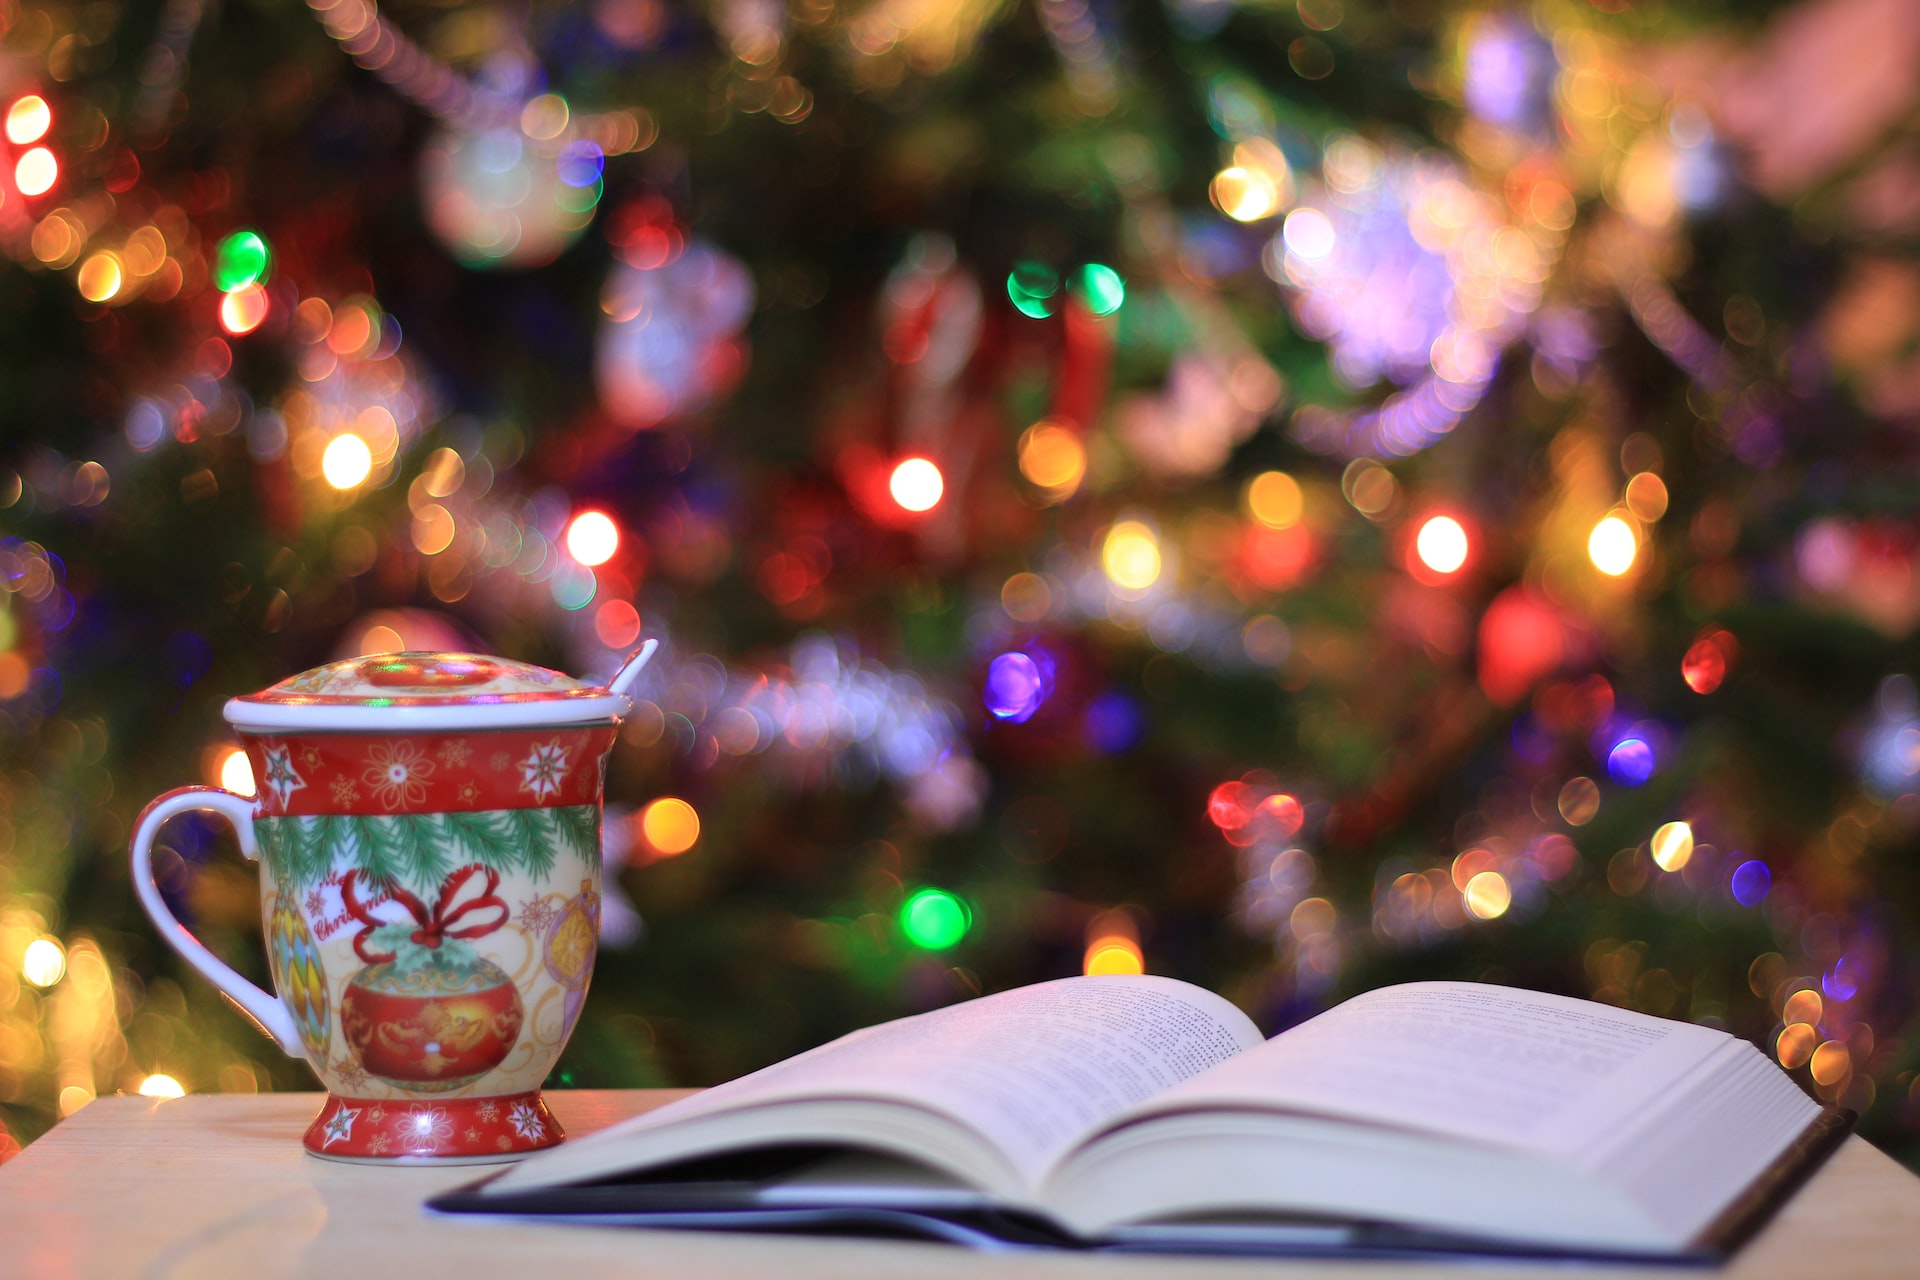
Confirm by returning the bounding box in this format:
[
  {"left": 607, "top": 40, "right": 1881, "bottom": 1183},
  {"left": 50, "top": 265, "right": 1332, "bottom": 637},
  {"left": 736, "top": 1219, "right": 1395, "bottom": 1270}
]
[
  {"left": 1477, "top": 586, "right": 1567, "bottom": 705},
  {"left": 419, "top": 121, "right": 601, "bottom": 269},
  {"left": 596, "top": 237, "right": 754, "bottom": 428}
]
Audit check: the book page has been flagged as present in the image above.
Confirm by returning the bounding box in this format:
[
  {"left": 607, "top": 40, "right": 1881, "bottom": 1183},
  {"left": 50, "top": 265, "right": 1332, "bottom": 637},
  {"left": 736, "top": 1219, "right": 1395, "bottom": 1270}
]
[
  {"left": 1111, "top": 982, "right": 1731, "bottom": 1160},
  {"left": 530, "top": 976, "right": 1262, "bottom": 1190}
]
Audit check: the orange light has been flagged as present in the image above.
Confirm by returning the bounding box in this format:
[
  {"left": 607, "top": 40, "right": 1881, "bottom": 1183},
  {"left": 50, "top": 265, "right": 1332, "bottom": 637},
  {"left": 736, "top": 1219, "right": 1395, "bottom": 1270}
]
[
  {"left": 1083, "top": 936, "right": 1145, "bottom": 975},
  {"left": 640, "top": 797, "right": 700, "bottom": 856},
  {"left": 566, "top": 510, "right": 620, "bottom": 566},
  {"left": 888, "top": 457, "right": 944, "bottom": 512},
  {"left": 14, "top": 147, "right": 57, "bottom": 198},
  {"left": 1414, "top": 514, "right": 1469, "bottom": 575},
  {"left": 219, "top": 284, "right": 270, "bottom": 335}
]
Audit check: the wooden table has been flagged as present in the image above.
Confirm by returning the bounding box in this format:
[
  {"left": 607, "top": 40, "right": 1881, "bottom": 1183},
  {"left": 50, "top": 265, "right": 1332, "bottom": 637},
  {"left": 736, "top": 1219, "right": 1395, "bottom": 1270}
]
[{"left": 2, "top": 1090, "right": 1916, "bottom": 1279}]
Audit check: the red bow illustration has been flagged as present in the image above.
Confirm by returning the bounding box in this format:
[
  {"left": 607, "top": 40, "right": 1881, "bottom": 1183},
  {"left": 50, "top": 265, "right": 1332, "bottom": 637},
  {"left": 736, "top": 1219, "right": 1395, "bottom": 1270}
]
[{"left": 340, "top": 865, "right": 510, "bottom": 964}]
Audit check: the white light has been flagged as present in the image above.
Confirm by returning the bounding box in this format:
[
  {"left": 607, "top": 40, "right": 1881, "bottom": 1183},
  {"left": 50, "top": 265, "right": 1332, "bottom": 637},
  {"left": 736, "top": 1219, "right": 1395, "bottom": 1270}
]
[
  {"left": 22, "top": 938, "right": 65, "bottom": 987},
  {"left": 565, "top": 511, "right": 620, "bottom": 566},
  {"left": 138, "top": 1073, "right": 186, "bottom": 1099},
  {"left": 1589, "top": 515, "right": 1638, "bottom": 576},
  {"left": 219, "top": 749, "right": 257, "bottom": 797},
  {"left": 1415, "top": 515, "right": 1469, "bottom": 574},
  {"left": 889, "top": 458, "right": 944, "bottom": 513},
  {"left": 1282, "top": 208, "right": 1336, "bottom": 260},
  {"left": 321, "top": 433, "right": 373, "bottom": 490}
]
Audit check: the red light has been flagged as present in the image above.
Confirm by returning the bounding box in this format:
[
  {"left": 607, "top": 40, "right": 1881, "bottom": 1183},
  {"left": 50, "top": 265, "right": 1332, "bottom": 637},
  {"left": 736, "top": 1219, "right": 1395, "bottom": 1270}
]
[{"left": 1682, "top": 628, "right": 1738, "bottom": 694}]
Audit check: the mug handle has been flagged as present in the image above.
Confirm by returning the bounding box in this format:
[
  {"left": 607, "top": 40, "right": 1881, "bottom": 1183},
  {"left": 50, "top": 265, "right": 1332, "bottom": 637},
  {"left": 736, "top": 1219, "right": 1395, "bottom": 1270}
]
[{"left": 129, "top": 786, "right": 307, "bottom": 1059}]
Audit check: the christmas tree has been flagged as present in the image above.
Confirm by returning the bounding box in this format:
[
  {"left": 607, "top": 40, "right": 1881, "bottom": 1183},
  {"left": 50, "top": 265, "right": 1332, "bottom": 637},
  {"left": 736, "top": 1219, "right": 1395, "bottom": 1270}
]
[{"left": 2, "top": 0, "right": 1917, "bottom": 1169}]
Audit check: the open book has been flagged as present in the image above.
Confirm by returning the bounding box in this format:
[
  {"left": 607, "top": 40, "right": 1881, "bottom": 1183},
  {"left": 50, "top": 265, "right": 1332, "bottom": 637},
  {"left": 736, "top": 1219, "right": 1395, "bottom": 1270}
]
[{"left": 431, "top": 976, "right": 1848, "bottom": 1260}]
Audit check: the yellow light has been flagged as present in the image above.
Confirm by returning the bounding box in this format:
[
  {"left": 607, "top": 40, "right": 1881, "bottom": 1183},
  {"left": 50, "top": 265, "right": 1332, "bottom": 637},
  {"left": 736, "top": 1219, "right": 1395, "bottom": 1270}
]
[
  {"left": 320, "top": 433, "right": 374, "bottom": 490},
  {"left": 6, "top": 95, "right": 51, "bottom": 145},
  {"left": 1102, "top": 520, "right": 1162, "bottom": 592},
  {"left": 76, "top": 251, "right": 123, "bottom": 303},
  {"left": 1415, "top": 515, "right": 1469, "bottom": 574},
  {"left": 1462, "top": 870, "right": 1511, "bottom": 920},
  {"left": 1017, "top": 421, "right": 1086, "bottom": 496},
  {"left": 1650, "top": 820, "right": 1694, "bottom": 872},
  {"left": 138, "top": 1073, "right": 186, "bottom": 1099},
  {"left": 220, "top": 283, "right": 270, "bottom": 336},
  {"left": 1246, "top": 471, "right": 1304, "bottom": 529},
  {"left": 15, "top": 146, "right": 58, "bottom": 198},
  {"left": 22, "top": 937, "right": 66, "bottom": 987},
  {"left": 640, "top": 797, "right": 700, "bottom": 856},
  {"left": 888, "top": 457, "right": 944, "bottom": 512},
  {"left": 1210, "top": 165, "right": 1282, "bottom": 222},
  {"left": 1588, "top": 515, "right": 1638, "bottom": 576},
  {"left": 58, "top": 1085, "right": 93, "bottom": 1116},
  {"left": 219, "top": 748, "right": 256, "bottom": 797},
  {"left": 565, "top": 510, "right": 620, "bottom": 566},
  {"left": 1083, "top": 937, "right": 1145, "bottom": 976}
]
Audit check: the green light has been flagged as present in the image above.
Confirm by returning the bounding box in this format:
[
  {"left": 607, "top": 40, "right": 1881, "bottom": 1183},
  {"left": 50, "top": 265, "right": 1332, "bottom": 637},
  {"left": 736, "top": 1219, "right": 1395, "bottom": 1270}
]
[
  {"left": 1006, "top": 262, "right": 1059, "bottom": 319},
  {"left": 213, "top": 231, "right": 271, "bottom": 292},
  {"left": 1073, "top": 263, "right": 1125, "bottom": 316},
  {"left": 900, "top": 888, "right": 971, "bottom": 950}
]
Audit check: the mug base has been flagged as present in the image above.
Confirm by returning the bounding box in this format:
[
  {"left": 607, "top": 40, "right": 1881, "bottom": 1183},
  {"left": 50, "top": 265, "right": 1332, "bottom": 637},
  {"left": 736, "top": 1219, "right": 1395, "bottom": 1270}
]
[{"left": 303, "top": 1089, "right": 565, "bottom": 1161}]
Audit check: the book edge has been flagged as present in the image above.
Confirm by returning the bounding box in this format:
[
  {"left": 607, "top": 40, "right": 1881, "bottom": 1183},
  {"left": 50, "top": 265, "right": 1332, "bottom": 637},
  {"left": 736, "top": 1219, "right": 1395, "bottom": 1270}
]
[{"left": 1687, "top": 1104, "right": 1855, "bottom": 1256}]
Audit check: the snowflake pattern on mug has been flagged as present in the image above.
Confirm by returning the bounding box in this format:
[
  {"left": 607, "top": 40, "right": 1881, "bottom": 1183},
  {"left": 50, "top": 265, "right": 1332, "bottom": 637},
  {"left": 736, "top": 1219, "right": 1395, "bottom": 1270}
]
[
  {"left": 361, "top": 740, "right": 436, "bottom": 810},
  {"left": 509, "top": 1100, "right": 547, "bottom": 1142},
  {"left": 518, "top": 741, "right": 569, "bottom": 802}
]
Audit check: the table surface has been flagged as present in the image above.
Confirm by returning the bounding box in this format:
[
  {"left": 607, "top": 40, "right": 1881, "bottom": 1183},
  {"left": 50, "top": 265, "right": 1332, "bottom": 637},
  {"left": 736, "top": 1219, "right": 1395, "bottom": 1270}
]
[{"left": 2, "top": 1090, "right": 1916, "bottom": 1280}]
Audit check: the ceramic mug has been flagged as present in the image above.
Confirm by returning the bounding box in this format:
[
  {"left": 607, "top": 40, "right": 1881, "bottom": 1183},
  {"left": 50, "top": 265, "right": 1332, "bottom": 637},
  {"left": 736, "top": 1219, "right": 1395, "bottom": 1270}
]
[{"left": 130, "top": 642, "right": 655, "bottom": 1163}]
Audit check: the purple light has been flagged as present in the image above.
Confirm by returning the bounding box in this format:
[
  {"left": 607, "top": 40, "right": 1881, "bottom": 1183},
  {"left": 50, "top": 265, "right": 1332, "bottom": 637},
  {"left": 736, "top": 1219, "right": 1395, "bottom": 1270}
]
[
  {"left": 985, "top": 651, "right": 1052, "bottom": 723},
  {"left": 1728, "top": 859, "right": 1770, "bottom": 906},
  {"left": 1084, "top": 692, "right": 1143, "bottom": 753},
  {"left": 1823, "top": 953, "right": 1864, "bottom": 1002},
  {"left": 1605, "top": 737, "right": 1655, "bottom": 787}
]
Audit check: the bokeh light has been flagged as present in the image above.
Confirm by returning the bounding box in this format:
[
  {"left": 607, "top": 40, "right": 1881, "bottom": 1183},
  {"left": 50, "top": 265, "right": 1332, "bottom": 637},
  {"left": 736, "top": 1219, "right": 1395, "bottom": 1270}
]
[
  {"left": 5, "top": 95, "right": 51, "bottom": 145},
  {"left": 1282, "top": 207, "right": 1336, "bottom": 259},
  {"left": 76, "top": 252, "right": 123, "bottom": 304},
  {"left": 15, "top": 147, "right": 57, "bottom": 197},
  {"left": 1211, "top": 165, "right": 1283, "bottom": 222},
  {"left": 1588, "top": 515, "right": 1638, "bottom": 576},
  {"left": 1414, "top": 514, "right": 1469, "bottom": 575},
  {"left": 219, "top": 283, "right": 270, "bottom": 336},
  {"left": 566, "top": 510, "right": 621, "bottom": 566},
  {"left": 320, "top": 433, "right": 374, "bottom": 490},
  {"left": 1462, "top": 870, "right": 1511, "bottom": 919},
  {"left": 1006, "top": 262, "right": 1059, "bottom": 319},
  {"left": 985, "top": 651, "right": 1052, "bottom": 723},
  {"left": 1073, "top": 263, "right": 1126, "bottom": 316},
  {"left": 1730, "top": 859, "right": 1771, "bottom": 906},
  {"left": 1650, "top": 820, "right": 1694, "bottom": 872},
  {"left": 219, "top": 748, "right": 257, "bottom": 797},
  {"left": 1682, "top": 628, "right": 1738, "bottom": 695},
  {"left": 900, "top": 887, "right": 970, "bottom": 949},
  {"left": 1558, "top": 776, "right": 1601, "bottom": 824},
  {"left": 22, "top": 937, "right": 65, "bottom": 987},
  {"left": 1102, "top": 520, "right": 1162, "bottom": 592},
  {"left": 138, "top": 1074, "right": 186, "bottom": 1099},
  {"left": 1084, "top": 935, "right": 1145, "bottom": 975},
  {"left": 1777, "top": 1022, "right": 1817, "bottom": 1069},
  {"left": 595, "top": 599, "right": 642, "bottom": 649},
  {"left": 1017, "top": 421, "right": 1085, "bottom": 497},
  {"left": 212, "top": 230, "right": 271, "bottom": 292},
  {"left": 1246, "top": 471, "right": 1304, "bottom": 529},
  {"left": 888, "top": 457, "right": 944, "bottom": 513},
  {"left": 640, "top": 797, "right": 701, "bottom": 855},
  {"left": 1606, "top": 737, "right": 1655, "bottom": 787}
]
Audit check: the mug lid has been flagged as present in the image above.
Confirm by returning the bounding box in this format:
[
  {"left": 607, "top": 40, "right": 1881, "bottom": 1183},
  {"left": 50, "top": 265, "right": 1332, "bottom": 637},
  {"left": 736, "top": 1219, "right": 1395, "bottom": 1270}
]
[{"left": 224, "top": 650, "right": 642, "bottom": 733}]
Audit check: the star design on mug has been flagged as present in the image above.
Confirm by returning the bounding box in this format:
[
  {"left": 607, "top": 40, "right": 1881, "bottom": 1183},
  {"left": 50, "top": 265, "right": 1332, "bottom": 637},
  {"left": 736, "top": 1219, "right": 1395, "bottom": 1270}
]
[
  {"left": 321, "top": 1105, "right": 360, "bottom": 1148},
  {"left": 259, "top": 744, "right": 306, "bottom": 812},
  {"left": 508, "top": 1101, "right": 546, "bottom": 1141},
  {"left": 517, "top": 741, "right": 569, "bottom": 801}
]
